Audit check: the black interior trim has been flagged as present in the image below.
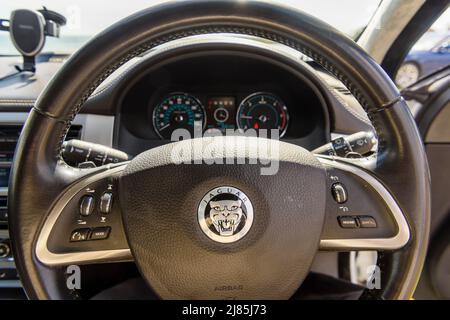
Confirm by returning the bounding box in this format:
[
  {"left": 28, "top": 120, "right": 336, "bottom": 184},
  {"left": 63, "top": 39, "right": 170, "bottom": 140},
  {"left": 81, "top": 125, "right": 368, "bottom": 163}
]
[{"left": 416, "top": 89, "right": 450, "bottom": 138}]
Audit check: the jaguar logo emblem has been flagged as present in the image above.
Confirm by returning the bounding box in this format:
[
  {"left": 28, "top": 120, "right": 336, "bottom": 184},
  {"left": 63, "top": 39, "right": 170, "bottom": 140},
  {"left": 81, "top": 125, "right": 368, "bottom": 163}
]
[
  {"left": 209, "top": 199, "right": 243, "bottom": 236},
  {"left": 198, "top": 186, "right": 254, "bottom": 243}
]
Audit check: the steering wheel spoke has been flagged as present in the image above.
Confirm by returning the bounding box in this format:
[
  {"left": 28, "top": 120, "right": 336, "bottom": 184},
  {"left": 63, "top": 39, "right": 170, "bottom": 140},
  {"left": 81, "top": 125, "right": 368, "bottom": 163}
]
[
  {"left": 35, "top": 162, "right": 132, "bottom": 266},
  {"left": 318, "top": 156, "right": 410, "bottom": 251}
]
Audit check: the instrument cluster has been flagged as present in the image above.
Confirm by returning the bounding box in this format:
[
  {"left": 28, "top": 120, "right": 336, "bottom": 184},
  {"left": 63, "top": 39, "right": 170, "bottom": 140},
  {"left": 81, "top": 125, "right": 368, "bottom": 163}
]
[
  {"left": 118, "top": 53, "right": 330, "bottom": 155},
  {"left": 152, "top": 92, "right": 289, "bottom": 139}
]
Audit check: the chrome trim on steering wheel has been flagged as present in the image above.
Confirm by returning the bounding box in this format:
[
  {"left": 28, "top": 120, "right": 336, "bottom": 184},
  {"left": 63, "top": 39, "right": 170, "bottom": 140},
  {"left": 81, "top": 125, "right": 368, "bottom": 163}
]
[
  {"left": 318, "top": 156, "right": 410, "bottom": 250},
  {"left": 35, "top": 164, "right": 132, "bottom": 266}
]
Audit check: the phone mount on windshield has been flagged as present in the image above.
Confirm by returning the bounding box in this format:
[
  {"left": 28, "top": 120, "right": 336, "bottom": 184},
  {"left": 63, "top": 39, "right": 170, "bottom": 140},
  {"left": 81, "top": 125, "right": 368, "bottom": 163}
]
[{"left": 0, "top": 7, "right": 66, "bottom": 74}]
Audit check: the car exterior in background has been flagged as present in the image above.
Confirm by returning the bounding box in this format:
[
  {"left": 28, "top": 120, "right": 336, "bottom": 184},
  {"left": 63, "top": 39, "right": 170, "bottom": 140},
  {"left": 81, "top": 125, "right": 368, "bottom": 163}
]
[{"left": 396, "top": 32, "right": 450, "bottom": 88}]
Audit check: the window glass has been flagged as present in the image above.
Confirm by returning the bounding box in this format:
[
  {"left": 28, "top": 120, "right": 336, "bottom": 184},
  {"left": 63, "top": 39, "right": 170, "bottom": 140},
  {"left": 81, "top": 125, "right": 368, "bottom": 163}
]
[
  {"left": 0, "top": 0, "right": 381, "bottom": 55},
  {"left": 395, "top": 8, "right": 450, "bottom": 89}
]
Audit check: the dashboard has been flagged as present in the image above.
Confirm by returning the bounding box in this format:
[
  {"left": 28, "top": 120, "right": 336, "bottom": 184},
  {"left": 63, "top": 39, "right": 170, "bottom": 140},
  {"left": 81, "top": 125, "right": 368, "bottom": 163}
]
[{"left": 117, "top": 54, "right": 335, "bottom": 156}]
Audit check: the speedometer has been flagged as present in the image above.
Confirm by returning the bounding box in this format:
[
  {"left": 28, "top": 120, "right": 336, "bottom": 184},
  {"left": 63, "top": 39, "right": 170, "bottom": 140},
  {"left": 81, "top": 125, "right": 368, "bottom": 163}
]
[
  {"left": 236, "top": 92, "right": 289, "bottom": 137},
  {"left": 152, "top": 93, "right": 206, "bottom": 139}
]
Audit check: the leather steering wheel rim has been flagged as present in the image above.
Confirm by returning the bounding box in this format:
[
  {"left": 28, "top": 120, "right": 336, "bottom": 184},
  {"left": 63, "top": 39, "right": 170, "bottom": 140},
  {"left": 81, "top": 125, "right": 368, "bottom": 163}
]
[{"left": 8, "top": 0, "right": 430, "bottom": 299}]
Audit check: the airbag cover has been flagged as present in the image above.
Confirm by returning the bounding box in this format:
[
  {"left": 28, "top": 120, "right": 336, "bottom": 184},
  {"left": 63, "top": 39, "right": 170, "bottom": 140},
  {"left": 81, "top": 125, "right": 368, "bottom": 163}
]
[{"left": 119, "top": 137, "right": 326, "bottom": 299}]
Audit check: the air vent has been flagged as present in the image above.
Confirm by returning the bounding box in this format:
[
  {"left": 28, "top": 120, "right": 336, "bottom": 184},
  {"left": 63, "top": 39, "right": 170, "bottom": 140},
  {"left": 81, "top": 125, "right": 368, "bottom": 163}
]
[
  {"left": 0, "top": 123, "right": 82, "bottom": 157},
  {"left": 0, "top": 123, "right": 82, "bottom": 165},
  {"left": 0, "top": 195, "right": 7, "bottom": 229},
  {"left": 0, "top": 125, "right": 22, "bottom": 164},
  {"left": 0, "top": 124, "right": 82, "bottom": 229}
]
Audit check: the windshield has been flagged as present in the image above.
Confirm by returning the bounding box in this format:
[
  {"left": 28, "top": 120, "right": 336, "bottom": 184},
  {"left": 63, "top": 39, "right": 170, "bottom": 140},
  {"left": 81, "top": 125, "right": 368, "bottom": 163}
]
[{"left": 0, "top": 0, "right": 381, "bottom": 55}]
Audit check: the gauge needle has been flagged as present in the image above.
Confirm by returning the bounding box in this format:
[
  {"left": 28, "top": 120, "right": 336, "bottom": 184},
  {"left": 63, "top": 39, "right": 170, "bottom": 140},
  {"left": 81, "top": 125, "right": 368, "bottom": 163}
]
[
  {"left": 159, "top": 123, "right": 171, "bottom": 131},
  {"left": 240, "top": 115, "right": 254, "bottom": 119}
]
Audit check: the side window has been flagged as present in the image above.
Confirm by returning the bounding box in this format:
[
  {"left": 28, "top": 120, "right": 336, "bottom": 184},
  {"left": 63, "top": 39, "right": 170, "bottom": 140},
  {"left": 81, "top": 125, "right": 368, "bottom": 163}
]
[
  {"left": 395, "top": 8, "right": 450, "bottom": 89},
  {"left": 436, "top": 40, "right": 449, "bottom": 54}
]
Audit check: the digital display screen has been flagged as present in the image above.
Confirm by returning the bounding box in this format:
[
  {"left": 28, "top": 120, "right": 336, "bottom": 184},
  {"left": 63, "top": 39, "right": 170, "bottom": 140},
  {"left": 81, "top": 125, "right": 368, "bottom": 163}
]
[{"left": 205, "top": 97, "right": 236, "bottom": 132}]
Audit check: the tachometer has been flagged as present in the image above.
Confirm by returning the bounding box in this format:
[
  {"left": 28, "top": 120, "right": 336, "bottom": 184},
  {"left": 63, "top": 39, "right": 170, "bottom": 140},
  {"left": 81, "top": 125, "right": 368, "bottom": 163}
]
[
  {"left": 152, "top": 93, "right": 206, "bottom": 139},
  {"left": 237, "top": 93, "right": 289, "bottom": 137}
]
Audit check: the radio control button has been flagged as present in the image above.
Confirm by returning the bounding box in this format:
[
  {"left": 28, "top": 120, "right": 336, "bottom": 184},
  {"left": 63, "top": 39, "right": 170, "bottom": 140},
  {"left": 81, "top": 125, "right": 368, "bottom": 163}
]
[
  {"left": 358, "top": 216, "right": 377, "bottom": 228},
  {"left": 90, "top": 227, "right": 110, "bottom": 240},
  {"left": 99, "top": 192, "right": 113, "bottom": 214},
  {"left": 79, "top": 195, "right": 95, "bottom": 217},
  {"left": 338, "top": 216, "right": 358, "bottom": 228},
  {"left": 70, "top": 228, "right": 90, "bottom": 242}
]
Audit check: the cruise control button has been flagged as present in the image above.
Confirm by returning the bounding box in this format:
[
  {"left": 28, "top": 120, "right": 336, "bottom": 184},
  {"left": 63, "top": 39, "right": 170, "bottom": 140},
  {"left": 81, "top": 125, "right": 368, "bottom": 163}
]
[
  {"left": 331, "top": 183, "right": 348, "bottom": 204},
  {"left": 70, "top": 228, "right": 90, "bottom": 242},
  {"left": 99, "top": 192, "right": 113, "bottom": 214},
  {"left": 79, "top": 195, "right": 95, "bottom": 217},
  {"left": 358, "top": 216, "right": 377, "bottom": 228},
  {"left": 90, "top": 227, "right": 111, "bottom": 240},
  {"left": 338, "top": 216, "right": 358, "bottom": 228}
]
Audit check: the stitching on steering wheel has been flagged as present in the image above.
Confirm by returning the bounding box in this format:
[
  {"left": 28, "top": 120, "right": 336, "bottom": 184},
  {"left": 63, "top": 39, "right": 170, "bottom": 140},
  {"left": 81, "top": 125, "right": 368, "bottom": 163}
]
[
  {"left": 53, "top": 25, "right": 392, "bottom": 159},
  {"left": 367, "top": 96, "right": 405, "bottom": 115}
]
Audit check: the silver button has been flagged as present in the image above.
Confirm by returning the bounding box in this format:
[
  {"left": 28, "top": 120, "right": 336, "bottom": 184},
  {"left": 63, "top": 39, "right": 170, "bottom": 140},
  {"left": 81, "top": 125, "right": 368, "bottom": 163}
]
[
  {"left": 99, "top": 192, "right": 113, "bottom": 214},
  {"left": 331, "top": 183, "right": 348, "bottom": 204},
  {"left": 358, "top": 216, "right": 377, "bottom": 228},
  {"left": 79, "top": 195, "right": 95, "bottom": 217}
]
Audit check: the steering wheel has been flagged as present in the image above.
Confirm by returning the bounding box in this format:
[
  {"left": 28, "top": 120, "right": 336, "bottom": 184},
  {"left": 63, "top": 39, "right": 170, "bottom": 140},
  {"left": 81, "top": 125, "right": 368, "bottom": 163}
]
[{"left": 8, "top": 0, "right": 430, "bottom": 299}]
